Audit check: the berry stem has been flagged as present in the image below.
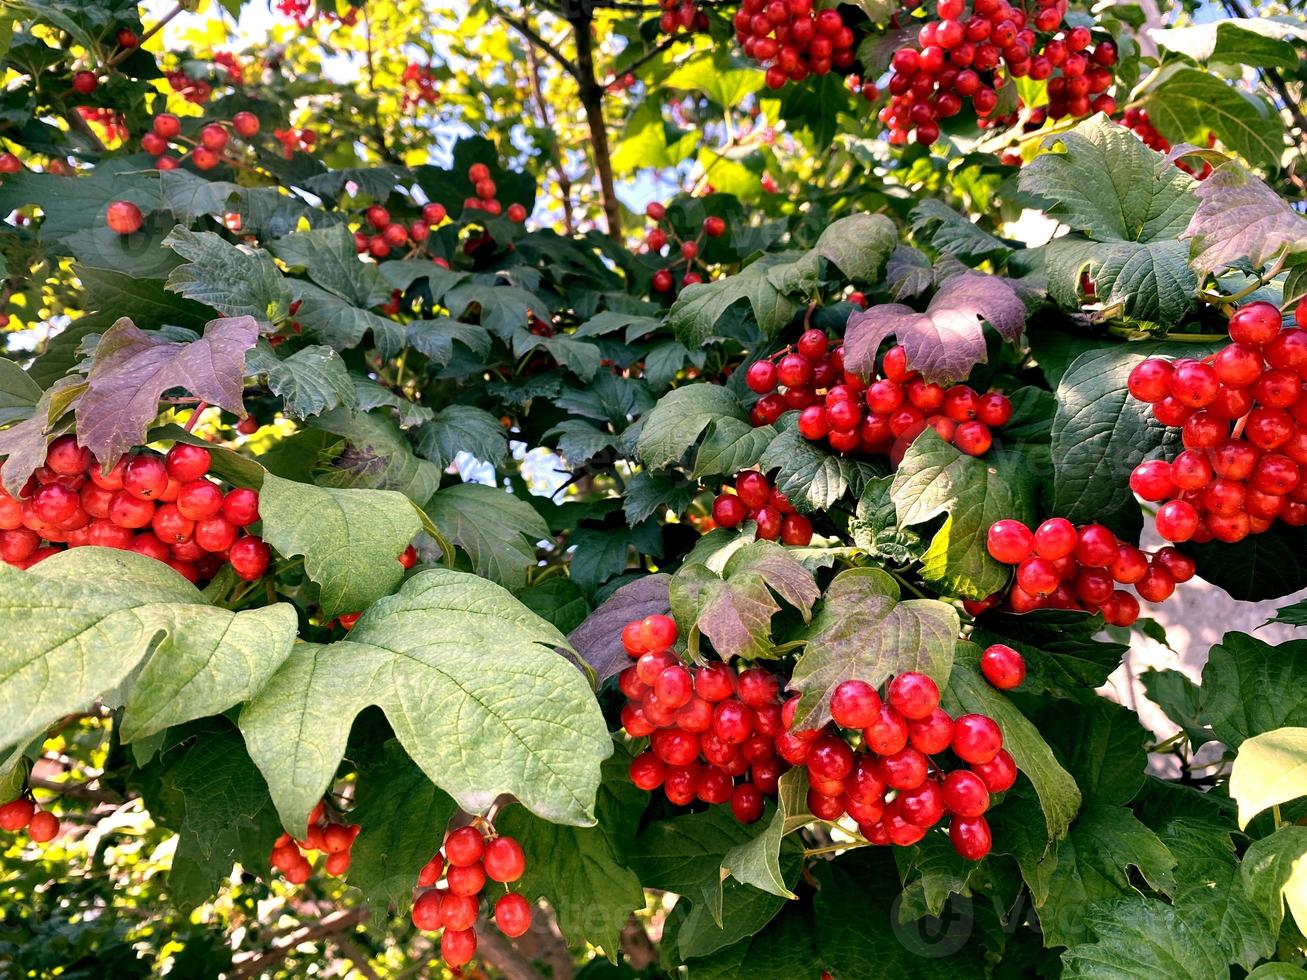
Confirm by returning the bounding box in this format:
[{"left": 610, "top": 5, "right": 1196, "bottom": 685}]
[
  {"left": 803, "top": 839, "right": 874, "bottom": 858},
  {"left": 1203, "top": 249, "right": 1289, "bottom": 308},
  {"left": 105, "top": 1, "right": 184, "bottom": 69},
  {"left": 183, "top": 401, "right": 208, "bottom": 433}
]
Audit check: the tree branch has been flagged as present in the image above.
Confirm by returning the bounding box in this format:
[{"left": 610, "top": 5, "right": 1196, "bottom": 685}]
[
  {"left": 565, "top": 3, "right": 623, "bottom": 235},
  {"left": 499, "top": 10, "right": 579, "bottom": 78},
  {"left": 614, "top": 35, "right": 679, "bottom": 81},
  {"left": 229, "top": 907, "right": 370, "bottom": 977},
  {"left": 1219, "top": 0, "right": 1307, "bottom": 137}
]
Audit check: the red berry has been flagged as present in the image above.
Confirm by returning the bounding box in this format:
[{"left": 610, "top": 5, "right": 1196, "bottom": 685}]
[
  {"left": 971, "top": 748, "right": 1017, "bottom": 792},
  {"left": 27, "top": 810, "right": 59, "bottom": 843},
  {"left": 864, "top": 703, "right": 909, "bottom": 755},
  {"left": 233, "top": 111, "right": 260, "bottom": 137},
  {"left": 952, "top": 714, "right": 1002, "bottom": 764},
  {"left": 411, "top": 890, "right": 443, "bottom": 930},
  {"left": 106, "top": 200, "right": 144, "bottom": 235},
  {"left": 122, "top": 455, "right": 168, "bottom": 500},
  {"left": 228, "top": 535, "right": 270, "bottom": 580},
  {"left": 1127, "top": 358, "right": 1173, "bottom": 402},
  {"left": 1155, "top": 500, "right": 1199, "bottom": 542},
  {"left": 1074, "top": 524, "right": 1118, "bottom": 567},
  {"left": 1032, "top": 517, "right": 1076, "bottom": 560},
  {"left": 1228, "top": 302, "right": 1282, "bottom": 347},
  {"left": 444, "top": 825, "right": 485, "bottom": 866},
  {"left": 200, "top": 123, "right": 229, "bottom": 151},
  {"left": 949, "top": 814, "right": 992, "bottom": 860},
  {"left": 495, "top": 893, "right": 532, "bottom": 937},
  {"left": 0, "top": 798, "right": 34, "bottom": 831},
  {"left": 942, "top": 769, "right": 990, "bottom": 817},
  {"left": 731, "top": 783, "right": 764, "bottom": 823},
  {"left": 887, "top": 672, "right": 939, "bottom": 721},
  {"left": 830, "top": 679, "right": 880, "bottom": 729},
  {"left": 165, "top": 443, "right": 210, "bottom": 482},
  {"left": 703, "top": 215, "right": 727, "bottom": 237},
  {"left": 986, "top": 519, "right": 1033, "bottom": 563},
  {"left": 980, "top": 644, "right": 1025, "bottom": 690},
  {"left": 440, "top": 927, "right": 477, "bottom": 967}
]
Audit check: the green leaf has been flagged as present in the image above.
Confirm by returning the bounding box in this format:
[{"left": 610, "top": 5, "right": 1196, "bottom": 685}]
[
  {"left": 152, "top": 723, "right": 282, "bottom": 910},
  {"left": 544, "top": 419, "right": 617, "bottom": 465},
  {"left": 908, "top": 200, "right": 1011, "bottom": 262},
  {"left": 271, "top": 224, "right": 388, "bottom": 308},
  {"left": 1140, "top": 668, "right": 1211, "bottom": 749},
  {"left": 163, "top": 227, "right": 292, "bottom": 322},
  {"left": 621, "top": 470, "right": 698, "bottom": 526},
  {"left": 1158, "top": 818, "right": 1277, "bottom": 969},
  {"left": 239, "top": 568, "right": 609, "bottom": 832},
  {"left": 1145, "top": 67, "right": 1284, "bottom": 171},
  {"left": 1150, "top": 17, "right": 1307, "bottom": 69},
  {"left": 495, "top": 747, "right": 648, "bottom": 957},
  {"left": 259, "top": 473, "right": 421, "bottom": 618},
  {"left": 569, "top": 523, "right": 659, "bottom": 594},
  {"left": 0, "top": 548, "right": 297, "bottom": 753},
  {"left": 644, "top": 340, "right": 701, "bottom": 392},
  {"left": 76, "top": 315, "right": 258, "bottom": 467},
  {"left": 1051, "top": 342, "right": 1214, "bottom": 541},
  {"left": 405, "top": 318, "right": 491, "bottom": 366},
  {"left": 759, "top": 422, "right": 882, "bottom": 513},
  {"left": 519, "top": 578, "right": 591, "bottom": 634},
  {"left": 692, "top": 417, "right": 776, "bottom": 479},
  {"left": 159, "top": 169, "right": 243, "bottom": 223},
  {"left": 0, "top": 356, "right": 42, "bottom": 425},
  {"left": 0, "top": 157, "right": 160, "bottom": 243},
  {"left": 637, "top": 383, "right": 748, "bottom": 470},
  {"left": 890, "top": 431, "right": 1037, "bottom": 599},
  {"left": 668, "top": 214, "right": 894, "bottom": 346},
  {"left": 1039, "top": 698, "right": 1148, "bottom": 807},
  {"left": 1180, "top": 159, "right": 1307, "bottom": 277},
  {"left": 849, "top": 475, "right": 925, "bottom": 565},
  {"left": 1183, "top": 523, "right": 1307, "bottom": 601},
  {"left": 245, "top": 343, "right": 357, "bottom": 420},
  {"left": 894, "top": 830, "right": 984, "bottom": 918},
  {"left": 444, "top": 282, "right": 549, "bottom": 341},
  {"left": 1060, "top": 896, "right": 1228, "bottom": 980},
  {"left": 1020, "top": 117, "right": 1198, "bottom": 322},
  {"left": 1270, "top": 597, "right": 1307, "bottom": 627},
  {"left": 288, "top": 280, "right": 402, "bottom": 355},
  {"left": 1002, "top": 803, "right": 1176, "bottom": 947},
  {"left": 1230, "top": 727, "right": 1307, "bottom": 829},
  {"left": 789, "top": 568, "right": 958, "bottom": 730},
  {"left": 670, "top": 539, "right": 819, "bottom": 661},
  {"left": 944, "top": 643, "right": 1082, "bottom": 842},
  {"left": 664, "top": 47, "right": 764, "bottom": 109},
  {"left": 1202, "top": 632, "right": 1307, "bottom": 749},
  {"left": 412, "top": 404, "right": 509, "bottom": 470},
  {"left": 972, "top": 610, "right": 1127, "bottom": 699},
  {"left": 424, "top": 483, "right": 551, "bottom": 591},
  {"left": 347, "top": 739, "right": 455, "bottom": 912},
  {"left": 1241, "top": 825, "right": 1307, "bottom": 940},
  {"left": 720, "top": 768, "right": 812, "bottom": 903},
  {"left": 313, "top": 408, "right": 442, "bottom": 505}
]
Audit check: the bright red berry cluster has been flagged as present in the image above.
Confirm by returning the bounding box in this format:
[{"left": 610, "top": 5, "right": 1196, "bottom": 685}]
[
  {"left": 710, "top": 469, "right": 813, "bottom": 544},
  {"left": 880, "top": 0, "right": 1116, "bottom": 145},
  {"left": 401, "top": 61, "right": 442, "bottom": 108},
  {"left": 0, "top": 795, "right": 60, "bottom": 844},
  {"left": 0, "top": 437, "right": 270, "bottom": 584},
  {"left": 985, "top": 517, "right": 1195, "bottom": 622},
  {"left": 620, "top": 615, "right": 789, "bottom": 824},
  {"left": 137, "top": 111, "right": 264, "bottom": 173},
  {"left": 1126, "top": 301, "right": 1307, "bottom": 544},
  {"left": 269, "top": 801, "right": 359, "bottom": 883},
  {"left": 410, "top": 824, "right": 530, "bottom": 968},
  {"left": 644, "top": 203, "right": 726, "bottom": 294},
  {"left": 659, "top": 0, "right": 708, "bottom": 34},
  {"left": 746, "top": 335, "right": 1012, "bottom": 462},
  {"left": 732, "top": 0, "right": 857, "bottom": 90},
  {"left": 791, "top": 673, "right": 1015, "bottom": 860}
]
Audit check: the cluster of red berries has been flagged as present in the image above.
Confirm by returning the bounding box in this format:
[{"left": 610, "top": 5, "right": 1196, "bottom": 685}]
[
  {"left": 659, "top": 0, "right": 708, "bottom": 34},
  {"left": 709, "top": 469, "right": 813, "bottom": 544},
  {"left": 272, "top": 126, "right": 316, "bottom": 159},
  {"left": 401, "top": 62, "right": 442, "bottom": 108},
  {"left": 1124, "top": 301, "right": 1307, "bottom": 544},
  {"left": 985, "top": 517, "right": 1195, "bottom": 623},
  {"left": 354, "top": 202, "right": 448, "bottom": 260},
  {"left": 880, "top": 0, "right": 1116, "bottom": 145},
  {"left": 269, "top": 801, "right": 359, "bottom": 883},
  {"left": 0, "top": 796, "right": 60, "bottom": 844},
  {"left": 275, "top": 0, "right": 357, "bottom": 29},
  {"left": 126, "top": 110, "right": 263, "bottom": 175},
  {"left": 164, "top": 70, "right": 213, "bottom": 105},
  {"left": 746, "top": 335, "right": 1013, "bottom": 461},
  {"left": 410, "top": 825, "right": 531, "bottom": 968},
  {"left": 789, "top": 670, "right": 1018, "bottom": 860},
  {"left": 644, "top": 202, "right": 727, "bottom": 294},
  {"left": 732, "top": 0, "right": 856, "bottom": 90},
  {"left": 461, "top": 162, "right": 527, "bottom": 221},
  {"left": 0, "top": 437, "right": 270, "bottom": 584},
  {"left": 75, "top": 106, "right": 129, "bottom": 144},
  {"left": 620, "top": 616, "right": 789, "bottom": 824}
]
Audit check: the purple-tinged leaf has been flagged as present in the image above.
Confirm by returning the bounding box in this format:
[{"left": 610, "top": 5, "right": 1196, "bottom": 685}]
[
  {"left": 1181, "top": 160, "right": 1307, "bottom": 276},
  {"left": 568, "top": 573, "right": 671, "bottom": 682},
  {"left": 844, "top": 272, "right": 1028, "bottom": 385},
  {"left": 0, "top": 377, "right": 88, "bottom": 496},
  {"left": 75, "top": 316, "right": 259, "bottom": 467}
]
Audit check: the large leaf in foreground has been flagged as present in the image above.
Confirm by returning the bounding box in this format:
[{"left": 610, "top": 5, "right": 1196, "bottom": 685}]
[
  {"left": 75, "top": 315, "right": 259, "bottom": 467},
  {"left": 259, "top": 474, "right": 422, "bottom": 619},
  {"left": 424, "top": 482, "right": 552, "bottom": 591},
  {"left": 239, "top": 569, "right": 609, "bottom": 832},
  {"left": 1229, "top": 727, "right": 1307, "bottom": 829},
  {"left": 636, "top": 383, "right": 748, "bottom": 470},
  {"left": 1179, "top": 159, "right": 1307, "bottom": 276},
  {"left": 1202, "top": 632, "right": 1307, "bottom": 749},
  {"left": 0, "top": 548, "right": 296, "bottom": 752},
  {"left": 789, "top": 568, "right": 958, "bottom": 730}
]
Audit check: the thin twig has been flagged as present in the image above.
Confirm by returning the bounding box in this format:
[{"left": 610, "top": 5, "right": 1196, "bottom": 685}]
[
  {"left": 106, "top": 2, "right": 185, "bottom": 69},
  {"left": 498, "top": 10, "right": 579, "bottom": 78}
]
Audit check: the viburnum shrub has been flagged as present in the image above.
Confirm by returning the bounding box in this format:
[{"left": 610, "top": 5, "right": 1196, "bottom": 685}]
[{"left": 1, "top": 0, "right": 1305, "bottom": 976}]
